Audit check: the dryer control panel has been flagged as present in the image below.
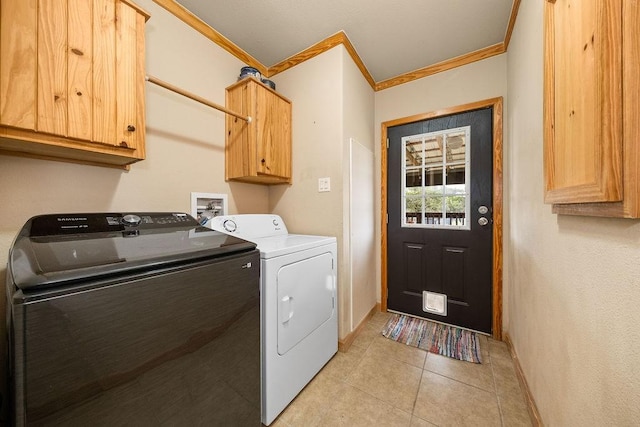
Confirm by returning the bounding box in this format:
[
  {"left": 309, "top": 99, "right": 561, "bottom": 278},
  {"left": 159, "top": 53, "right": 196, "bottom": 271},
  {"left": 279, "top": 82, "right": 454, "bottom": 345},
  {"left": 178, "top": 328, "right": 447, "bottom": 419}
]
[{"left": 209, "top": 214, "right": 289, "bottom": 239}]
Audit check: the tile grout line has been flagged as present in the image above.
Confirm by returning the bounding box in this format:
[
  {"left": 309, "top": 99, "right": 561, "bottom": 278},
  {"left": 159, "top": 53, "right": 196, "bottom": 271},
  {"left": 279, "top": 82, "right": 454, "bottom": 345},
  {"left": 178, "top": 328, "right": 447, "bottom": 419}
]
[
  {"left": 488, "top": 341, "right": 507, "bottom": 427},
  {"left": 410, "top": 352, "right": 426, "bottom": 417},
  {"left": 421, "top": 365, "right": 498, "bottom": 395},
  {"left": 383, "top": 327, "right": 499, "bottom": 393},
  {"left": 352, "top": 328, "right": 430, "bottom": 423},
  {"left": 305, "top": 351, "right": 359, "bottom": 427},
  {"left": 371, "top": 316, "right": 508, "bottom": 425},
  {"left": 292, "top": 314, "right": 526, "bottom": 427},
  {"left": 410, "top": 352, "right": 440, "bottom": 427}
]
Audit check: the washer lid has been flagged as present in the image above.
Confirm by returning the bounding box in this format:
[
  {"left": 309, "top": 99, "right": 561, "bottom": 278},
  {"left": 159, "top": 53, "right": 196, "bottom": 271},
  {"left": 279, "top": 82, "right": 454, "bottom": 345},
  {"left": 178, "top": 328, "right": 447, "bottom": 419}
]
[{"left": 9, "top": 213, "right": 256, "bottom": 290}]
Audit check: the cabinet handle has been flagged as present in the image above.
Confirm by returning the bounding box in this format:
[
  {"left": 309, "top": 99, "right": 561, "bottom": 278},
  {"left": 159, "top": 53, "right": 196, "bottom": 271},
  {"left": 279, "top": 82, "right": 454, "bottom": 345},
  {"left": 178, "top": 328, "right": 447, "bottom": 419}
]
[
  {"left": 127, "top": 125, "right": 136, "bottom": 132},
  {"left": 261, "top": 159, "right": 266, "bottom": 163}
]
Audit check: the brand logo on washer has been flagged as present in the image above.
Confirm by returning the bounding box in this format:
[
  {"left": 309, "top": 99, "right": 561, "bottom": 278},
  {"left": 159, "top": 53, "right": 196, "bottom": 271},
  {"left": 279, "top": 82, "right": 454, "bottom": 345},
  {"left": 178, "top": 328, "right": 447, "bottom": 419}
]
[{"left": 57, "top": 217, "right": 87, "bottom": 222}]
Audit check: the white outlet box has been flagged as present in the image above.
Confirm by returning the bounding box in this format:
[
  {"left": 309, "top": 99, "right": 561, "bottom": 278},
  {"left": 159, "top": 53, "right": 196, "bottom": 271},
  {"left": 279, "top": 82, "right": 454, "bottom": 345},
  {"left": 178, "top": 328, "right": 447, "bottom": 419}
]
[
  {"left": 318, "top": 177, "right": 331, "bottom": 192},
  {"left": 190, "top": 192, "right": 228, "bottom": 227}
]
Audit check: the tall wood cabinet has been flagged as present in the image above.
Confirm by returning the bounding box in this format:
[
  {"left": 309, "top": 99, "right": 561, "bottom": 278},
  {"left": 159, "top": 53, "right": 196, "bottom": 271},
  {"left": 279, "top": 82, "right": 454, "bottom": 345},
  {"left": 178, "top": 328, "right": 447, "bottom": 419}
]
[
  {"left": 0, "top": 0, "right": 149, "bottom": 168},
  {"left": 225, "top": 78, "right": 292, "bottom": 185},
  {"left": 544, "top": 0, "right": 640, "bottom": 217}
]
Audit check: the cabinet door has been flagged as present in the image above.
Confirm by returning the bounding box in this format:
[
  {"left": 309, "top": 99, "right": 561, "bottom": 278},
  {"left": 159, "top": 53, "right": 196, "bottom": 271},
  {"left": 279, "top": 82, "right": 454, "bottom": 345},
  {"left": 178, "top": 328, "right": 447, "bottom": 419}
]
[
  {"left": 115, "top": 0, "right": 143, "bottom": 152},
  {"left": 544, "top": 0, "right": 623, "bottom": 204},
  {"left": 0, "top": 0, "right": 147, "bottom": 167},
  {"left": 93, "top": 0, "right": 117, "bottom": 145},
  {"left": 0, "top": 0, "right": 37, "bottom": 130},
  {"left": 36, "top": 0, "right": 68, "bottom": 136},
  {"left": 68, "top": 0, "right": 94, "bottom": 141},
  {"left": 256, "top": 86, "right": 291, "bottom": 179},
  {"left": 92, "top": 0, "right": 143, "bottom": 150},
  {"left": 2, "top": 0, "right": 143, "bottom": 148},
  {"left": 38, "top": 0, "right": 93, "bottom": 138},
  {"left": 226, "top": 82, "right": 255, "bottom": 180}
]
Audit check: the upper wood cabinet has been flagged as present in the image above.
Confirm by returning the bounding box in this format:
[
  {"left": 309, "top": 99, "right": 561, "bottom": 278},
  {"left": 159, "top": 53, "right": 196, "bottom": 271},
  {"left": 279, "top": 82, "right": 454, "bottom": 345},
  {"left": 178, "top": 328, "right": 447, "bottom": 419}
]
[
  {"left": 225, "top": 78, "right": 292, "bottom": 185},
  {"left": 544, "top": 0, "right": 640, "bottom": 217},
  {"left": 0, "top": 0, "right": 149, "bottom": 168}
]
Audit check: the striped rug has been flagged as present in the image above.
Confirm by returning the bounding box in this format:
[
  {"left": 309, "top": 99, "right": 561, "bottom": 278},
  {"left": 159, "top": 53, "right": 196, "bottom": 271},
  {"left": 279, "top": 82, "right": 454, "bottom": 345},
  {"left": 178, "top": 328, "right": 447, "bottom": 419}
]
[{"left": 381, "top": 313, "right": 482, "bottom": 363}]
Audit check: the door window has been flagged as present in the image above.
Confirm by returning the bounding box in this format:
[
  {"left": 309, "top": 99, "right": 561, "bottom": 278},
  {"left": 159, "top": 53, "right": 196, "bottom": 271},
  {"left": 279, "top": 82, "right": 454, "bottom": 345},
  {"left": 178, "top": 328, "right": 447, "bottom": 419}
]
[{"left": 402, "top": 126, "right": 470, "bottom": 229}]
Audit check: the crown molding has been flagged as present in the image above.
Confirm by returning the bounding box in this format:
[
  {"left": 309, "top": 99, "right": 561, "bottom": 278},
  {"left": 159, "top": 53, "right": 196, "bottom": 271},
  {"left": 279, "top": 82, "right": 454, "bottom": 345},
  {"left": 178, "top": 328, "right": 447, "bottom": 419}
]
[
  {"left": 154, "top": 0, "right": 521, "bottom": 92},
  {"left": 152, "top": 0, "right": 267, "bottom": 76},
  {"left": 266, "top": 32, "right": 376, "bottom": 89},
  {"left": 374, "top": 43, "right": 506, "bottom": 91}
]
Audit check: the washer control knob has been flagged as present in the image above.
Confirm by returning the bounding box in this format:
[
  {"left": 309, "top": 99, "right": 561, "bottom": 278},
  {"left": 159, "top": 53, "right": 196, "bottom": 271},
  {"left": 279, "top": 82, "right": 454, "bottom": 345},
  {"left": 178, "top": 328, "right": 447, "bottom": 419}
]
[
  {"left": 223, "top": 219, "right": 237, "bottom": 233},
  {"left": 122, "top": 214, "right": 142, "bottom": 226}
]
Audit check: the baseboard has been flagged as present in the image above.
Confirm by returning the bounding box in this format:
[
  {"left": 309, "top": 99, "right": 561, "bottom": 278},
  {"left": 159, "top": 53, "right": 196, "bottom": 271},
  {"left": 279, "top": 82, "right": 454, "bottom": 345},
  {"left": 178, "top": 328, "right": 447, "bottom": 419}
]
[
  {"left": 504, "top": 333, "right": 543, "bottom": 427},
  {"left": 338, "top": 303, "right": 380, "bottom": 352}
]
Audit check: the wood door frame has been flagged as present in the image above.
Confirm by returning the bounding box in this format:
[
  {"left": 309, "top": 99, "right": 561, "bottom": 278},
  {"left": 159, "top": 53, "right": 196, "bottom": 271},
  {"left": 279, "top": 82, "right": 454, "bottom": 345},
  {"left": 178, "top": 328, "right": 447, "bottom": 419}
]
[{"left": 381, "top": 97, "right": 503, "bottom": 340}]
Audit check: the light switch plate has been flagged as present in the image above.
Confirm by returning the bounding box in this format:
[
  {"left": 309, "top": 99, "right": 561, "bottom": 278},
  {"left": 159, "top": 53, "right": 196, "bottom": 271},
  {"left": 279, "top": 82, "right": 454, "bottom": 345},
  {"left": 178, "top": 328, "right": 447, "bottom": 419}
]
[{"left": 318, "top": 177, "right": 331, "bottom": 192}]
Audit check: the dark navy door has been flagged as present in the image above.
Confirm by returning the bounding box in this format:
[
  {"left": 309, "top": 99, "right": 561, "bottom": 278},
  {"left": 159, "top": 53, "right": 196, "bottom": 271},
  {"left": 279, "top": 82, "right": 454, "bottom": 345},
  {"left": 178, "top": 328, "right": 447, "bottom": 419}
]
[{"left": 386, "top": 107, "right": 493, "bottom": 333}]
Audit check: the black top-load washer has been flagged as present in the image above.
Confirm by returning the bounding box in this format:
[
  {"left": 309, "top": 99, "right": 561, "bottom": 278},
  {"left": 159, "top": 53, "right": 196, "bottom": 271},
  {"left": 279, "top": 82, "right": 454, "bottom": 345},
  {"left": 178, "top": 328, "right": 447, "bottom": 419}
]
[{"left": 6, "top": 212, "right": 261, "bottom": 426}]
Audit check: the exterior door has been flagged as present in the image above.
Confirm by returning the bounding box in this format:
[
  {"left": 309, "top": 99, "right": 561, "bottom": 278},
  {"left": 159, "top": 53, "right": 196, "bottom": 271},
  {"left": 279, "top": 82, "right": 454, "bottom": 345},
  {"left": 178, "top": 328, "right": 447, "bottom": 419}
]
[{"left": 386, "top": 107, "right": 493, "bottom": 333}]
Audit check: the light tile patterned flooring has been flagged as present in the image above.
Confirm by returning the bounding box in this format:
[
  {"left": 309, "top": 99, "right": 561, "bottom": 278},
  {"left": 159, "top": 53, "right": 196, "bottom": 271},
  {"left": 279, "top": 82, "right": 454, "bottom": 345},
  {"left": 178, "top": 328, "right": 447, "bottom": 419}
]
[{"left": 271, "top": 311, "right": 532, "bottom": 427}]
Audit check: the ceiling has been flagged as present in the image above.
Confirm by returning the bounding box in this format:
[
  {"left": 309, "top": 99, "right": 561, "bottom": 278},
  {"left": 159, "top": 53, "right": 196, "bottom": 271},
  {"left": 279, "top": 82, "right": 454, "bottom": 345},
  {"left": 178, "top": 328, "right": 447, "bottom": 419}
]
[{"left": 174, "top": 0, "right": 516, "bottom": 84}]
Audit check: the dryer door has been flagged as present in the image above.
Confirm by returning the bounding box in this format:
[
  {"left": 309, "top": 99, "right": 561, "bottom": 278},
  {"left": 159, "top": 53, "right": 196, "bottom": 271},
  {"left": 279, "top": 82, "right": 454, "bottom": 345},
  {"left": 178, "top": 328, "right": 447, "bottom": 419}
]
[{"left": 277, "top": 252, "right": 335, "bottom": 355}]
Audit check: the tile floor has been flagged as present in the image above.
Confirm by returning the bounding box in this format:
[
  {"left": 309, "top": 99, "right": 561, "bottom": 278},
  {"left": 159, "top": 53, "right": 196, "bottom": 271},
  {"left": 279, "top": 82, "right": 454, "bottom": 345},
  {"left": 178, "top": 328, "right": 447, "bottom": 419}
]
[{"left": 271, "top": 311, "right": 533, "bottom": 427}]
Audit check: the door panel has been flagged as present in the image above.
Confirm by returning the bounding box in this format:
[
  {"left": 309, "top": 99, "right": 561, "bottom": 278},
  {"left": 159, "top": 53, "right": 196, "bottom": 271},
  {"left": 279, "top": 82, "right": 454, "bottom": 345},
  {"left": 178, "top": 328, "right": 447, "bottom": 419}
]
[
  {"left": 276, "top": 252, "right": 334, "bottom": 355},
  {"left": 442, "top": 246, "right": 466, "bottom": 300},
  {"left": 387, "top": 107, "right": 493, "bottom": 333},
  {"left": 404, "top": 243, "right": 425, "bottom": 293}
]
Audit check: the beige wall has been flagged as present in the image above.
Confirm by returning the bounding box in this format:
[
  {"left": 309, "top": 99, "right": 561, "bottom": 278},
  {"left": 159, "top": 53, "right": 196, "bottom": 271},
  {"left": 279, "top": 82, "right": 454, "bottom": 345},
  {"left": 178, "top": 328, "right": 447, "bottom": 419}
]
[
  {"left": 0, "top": 0, "right": 269, "bottom": 410},
  {"left": 269, "top": 46, "right": 346, "bottom": 337},
  {"left": 268, "top": 47, "right": 344, "bottom": 237},
  {"left": 269, "top": 45, "right": 376, "bottom": 339},
  {"left": 506, "top": 1, "right": 640, "bottom": 425},
  {"left": 373, "top": 55, "right": 508, "bottom": 303},
  {"left": 342, "top": 48, "right": 376, "bottom": 330}
]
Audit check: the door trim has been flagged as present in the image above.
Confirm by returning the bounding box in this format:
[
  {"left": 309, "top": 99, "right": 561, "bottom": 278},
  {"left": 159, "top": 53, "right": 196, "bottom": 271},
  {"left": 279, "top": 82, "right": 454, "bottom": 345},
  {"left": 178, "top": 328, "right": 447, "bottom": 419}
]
[{"left": 381, "top": 97, "right": 503, "bottom": 340}]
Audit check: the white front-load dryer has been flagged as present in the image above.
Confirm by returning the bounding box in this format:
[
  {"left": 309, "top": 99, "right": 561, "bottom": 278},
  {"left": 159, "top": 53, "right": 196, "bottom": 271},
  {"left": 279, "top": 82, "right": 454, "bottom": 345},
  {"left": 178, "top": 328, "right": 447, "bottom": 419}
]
[{"left": 209, "top": 215, "right": 338, "bottom": 425}]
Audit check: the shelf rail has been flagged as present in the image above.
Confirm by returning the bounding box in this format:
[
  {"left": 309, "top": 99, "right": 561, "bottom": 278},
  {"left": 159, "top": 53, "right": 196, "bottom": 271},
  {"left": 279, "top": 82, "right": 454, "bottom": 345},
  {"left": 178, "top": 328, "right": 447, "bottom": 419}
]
[{"left": 145, "top": 74, "right": 252, "bottom": 123}]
